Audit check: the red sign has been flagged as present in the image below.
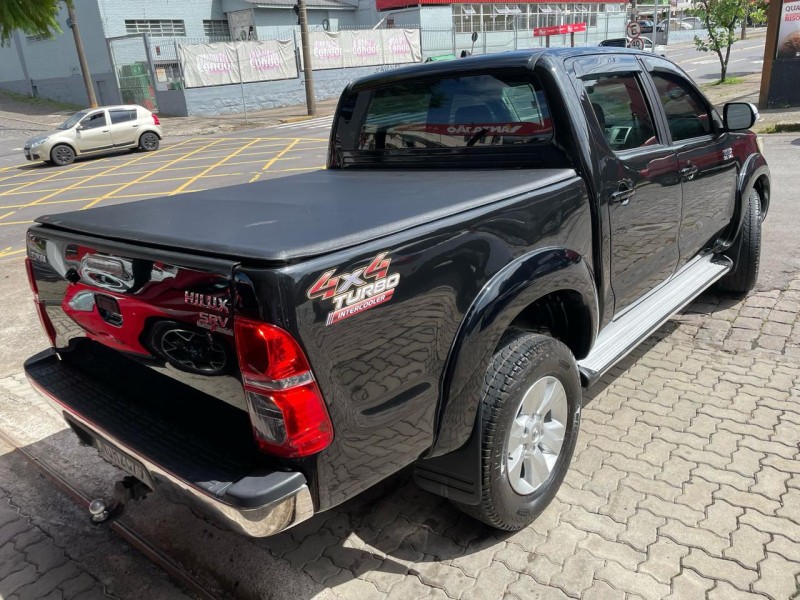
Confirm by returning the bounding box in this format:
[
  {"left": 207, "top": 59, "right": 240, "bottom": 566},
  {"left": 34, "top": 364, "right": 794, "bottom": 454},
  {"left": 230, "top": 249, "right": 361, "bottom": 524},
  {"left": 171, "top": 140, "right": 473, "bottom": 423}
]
[
  {"left": 377, "top": 0, "right": 604, "bottom": 9},
  {"left": 533, "top": 22, "right": 587, "bottom": 36}
]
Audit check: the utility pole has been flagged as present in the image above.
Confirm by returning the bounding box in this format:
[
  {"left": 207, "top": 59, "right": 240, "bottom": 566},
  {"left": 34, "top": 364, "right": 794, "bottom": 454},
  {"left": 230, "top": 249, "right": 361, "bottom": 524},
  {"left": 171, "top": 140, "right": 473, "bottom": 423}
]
[
  {"left": 651, "top": 0, "right": 658, "bottom": 47},
  {"left": 66, "top": 1, "right": 98, "bottom": 107},
  {"left": 297, "top": 0, "right": 317, "bottom": 116}
]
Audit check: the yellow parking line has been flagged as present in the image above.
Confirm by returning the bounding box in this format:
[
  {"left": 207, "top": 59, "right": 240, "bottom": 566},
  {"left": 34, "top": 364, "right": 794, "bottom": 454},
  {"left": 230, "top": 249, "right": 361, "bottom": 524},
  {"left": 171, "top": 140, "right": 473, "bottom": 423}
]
[
  {"left": 0, "top": 161, "right": 86, "bottom": 198},
  {"left": 222, "top": 155, "right": 302, "bottom": 168},
  {"left": 145, "top": 172, "right": 245, "bottom": 185},
  {"left": 0, "top": 170, "right": 43, "bottom": 185},
  {"left": 0, "top": 211, "right": 15, "bottom": 221},
  {"left": 22, "top": 138, "right": 199, "bottom": 212},
  {"left": 11, "top": 181, "right": 134, "bottom": 195},
  {"left": 169, "top": 138, "right": 263, "bottom": 195},
  {"left": 0, "top": 247, "right": 26, "bottom": 258},
  {"left": 270, "top": 166, "right": 324, "bottom": 172},
  {"left": 0, "top": 220, "right": 33, "bottom": 226},
  {"left": 82, "top": 138, "right": 224, "bottom": 210},
  {"left": 249, "top": 139, "right": 301, "bottom": 183}
]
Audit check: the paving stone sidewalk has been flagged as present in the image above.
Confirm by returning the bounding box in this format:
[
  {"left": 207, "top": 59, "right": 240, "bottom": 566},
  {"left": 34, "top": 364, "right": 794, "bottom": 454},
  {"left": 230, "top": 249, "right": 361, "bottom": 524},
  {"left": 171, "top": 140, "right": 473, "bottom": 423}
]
[
  {"left": 249, "top": 279, "right": 800, "bottom": 600},
  {"left": 1, "top": 279, "right": 798, "bottom": 600},
  {"left": 0, "top": 491, "right": 113, "bottom": 600}
]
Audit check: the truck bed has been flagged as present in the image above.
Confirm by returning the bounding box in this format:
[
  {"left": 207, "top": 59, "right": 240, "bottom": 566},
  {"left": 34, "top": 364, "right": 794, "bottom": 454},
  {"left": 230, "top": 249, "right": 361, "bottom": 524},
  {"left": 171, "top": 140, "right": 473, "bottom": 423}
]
[{"left": 35, "top": 169, "right": 575, "bottom": 262}]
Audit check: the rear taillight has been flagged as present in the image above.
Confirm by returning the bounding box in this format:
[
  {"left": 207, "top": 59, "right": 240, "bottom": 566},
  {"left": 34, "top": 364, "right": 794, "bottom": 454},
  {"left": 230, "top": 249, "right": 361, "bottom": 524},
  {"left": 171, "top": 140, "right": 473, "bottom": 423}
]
[
  {"left": 25, "top": 258, "right": 56, "bottom": 346},
  {"left": 152, "top": 113, "right": 160, "bottom": 125},
  {"left": 234, "top": 317, "right": 333, "bottom": 457}
]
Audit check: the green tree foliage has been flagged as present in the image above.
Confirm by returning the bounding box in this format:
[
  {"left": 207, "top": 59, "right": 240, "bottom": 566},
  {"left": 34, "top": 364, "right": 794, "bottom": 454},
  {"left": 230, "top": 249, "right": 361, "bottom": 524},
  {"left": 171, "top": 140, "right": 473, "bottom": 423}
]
[
  {"left": 0, "top": 0, "right": 65, "bottom": 45},
  {"left": 693, "top": 0, "right": 767, "bottom": 82},
  {"left": 692, "top": 0, "right": 740, "bottom": 82}
]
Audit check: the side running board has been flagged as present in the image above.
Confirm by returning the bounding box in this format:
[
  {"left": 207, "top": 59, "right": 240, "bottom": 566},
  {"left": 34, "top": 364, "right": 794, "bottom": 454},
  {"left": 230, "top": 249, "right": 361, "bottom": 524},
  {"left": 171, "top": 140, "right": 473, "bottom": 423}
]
[{"left": 578, "top": 254, "right": 732, "bottom": 387}]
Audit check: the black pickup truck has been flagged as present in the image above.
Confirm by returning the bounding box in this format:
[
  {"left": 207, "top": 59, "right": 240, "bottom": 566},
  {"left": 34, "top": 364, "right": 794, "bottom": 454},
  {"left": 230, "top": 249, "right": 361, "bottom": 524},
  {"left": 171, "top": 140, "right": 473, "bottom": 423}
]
[{"left": 24, "top": 48, "right": 769, "bottom": 537}]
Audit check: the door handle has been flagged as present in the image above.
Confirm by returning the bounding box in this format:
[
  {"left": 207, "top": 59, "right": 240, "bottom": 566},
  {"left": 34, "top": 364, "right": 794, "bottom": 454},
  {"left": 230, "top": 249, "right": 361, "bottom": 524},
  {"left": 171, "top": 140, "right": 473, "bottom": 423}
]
[
  {"left": 680, "top": 164, "right": 699, "bottom": 180},
  {"left": 102, "top": 129, "right": 109, "bottom": 133},
  {"left": 610, "top": 184, "right": 636, "bottom": 206},
  {"left": 132, "top": 124, "right": 140, "bottom": 128}
]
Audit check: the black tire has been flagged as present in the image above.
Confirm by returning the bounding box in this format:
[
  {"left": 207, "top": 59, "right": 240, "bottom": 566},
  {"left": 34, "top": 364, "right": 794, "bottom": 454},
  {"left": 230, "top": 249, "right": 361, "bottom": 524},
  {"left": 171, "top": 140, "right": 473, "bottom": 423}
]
[
  {"left": 50, "top": 144, "right": 75, "bottom": 166},
  {"left": 139, "top": 132, "right": 160, "bottom": 152},
  {"left": 716, "top": 188, "right": 761, "bottom": 295},
  {"left": 453, "top": 331, "right": 582, "bottom": 531}
]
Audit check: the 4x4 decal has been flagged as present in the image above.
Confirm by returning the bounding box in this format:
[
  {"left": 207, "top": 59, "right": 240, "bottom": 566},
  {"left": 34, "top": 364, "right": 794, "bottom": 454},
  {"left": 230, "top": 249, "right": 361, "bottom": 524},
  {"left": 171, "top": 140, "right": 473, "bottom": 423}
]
[{"left": 307, "top": 252, "right": 400, "bottom": 325}]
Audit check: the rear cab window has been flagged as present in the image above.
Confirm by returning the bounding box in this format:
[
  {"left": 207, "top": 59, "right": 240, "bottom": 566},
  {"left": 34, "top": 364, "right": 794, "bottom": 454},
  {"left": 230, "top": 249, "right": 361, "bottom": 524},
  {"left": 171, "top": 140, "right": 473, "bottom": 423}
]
[{"left": 332, "top": 69, "right": 568, "bottom": 168}]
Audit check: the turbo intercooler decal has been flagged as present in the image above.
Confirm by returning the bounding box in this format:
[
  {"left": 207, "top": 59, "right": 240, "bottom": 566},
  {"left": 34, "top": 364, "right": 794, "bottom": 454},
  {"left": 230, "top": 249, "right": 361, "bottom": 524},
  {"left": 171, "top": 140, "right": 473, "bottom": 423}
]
[{"left": 307, "top": 252, "right": 400, "bottom": 325}]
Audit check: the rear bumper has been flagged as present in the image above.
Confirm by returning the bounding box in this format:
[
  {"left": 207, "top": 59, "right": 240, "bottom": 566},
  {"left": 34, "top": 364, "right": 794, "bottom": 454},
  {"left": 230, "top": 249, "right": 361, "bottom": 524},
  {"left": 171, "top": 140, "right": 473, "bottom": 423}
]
[{"left": 25, "top": 347, "right": 315, "bottom": 537}]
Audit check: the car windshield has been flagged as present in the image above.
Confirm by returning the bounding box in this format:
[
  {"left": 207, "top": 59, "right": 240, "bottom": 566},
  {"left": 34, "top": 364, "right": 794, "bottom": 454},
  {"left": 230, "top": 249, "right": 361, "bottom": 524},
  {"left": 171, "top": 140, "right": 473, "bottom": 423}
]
[{"left": 58, "top": 111, "right": 88, "bottom": 130}]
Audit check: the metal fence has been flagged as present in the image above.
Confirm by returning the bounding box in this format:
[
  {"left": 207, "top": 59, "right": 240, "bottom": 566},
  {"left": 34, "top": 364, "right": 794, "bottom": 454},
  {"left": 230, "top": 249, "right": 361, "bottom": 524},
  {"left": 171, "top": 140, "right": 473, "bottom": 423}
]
[{"left": 107, "top": 34, "right": 158, "bottom": 111}]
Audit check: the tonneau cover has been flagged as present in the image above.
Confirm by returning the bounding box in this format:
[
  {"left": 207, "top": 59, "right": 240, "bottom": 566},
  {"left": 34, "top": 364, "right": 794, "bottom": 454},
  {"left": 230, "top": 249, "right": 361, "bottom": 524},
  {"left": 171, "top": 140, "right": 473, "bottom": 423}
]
[{"left": 36, "top": 168, "right": 575, "bottom": 262}]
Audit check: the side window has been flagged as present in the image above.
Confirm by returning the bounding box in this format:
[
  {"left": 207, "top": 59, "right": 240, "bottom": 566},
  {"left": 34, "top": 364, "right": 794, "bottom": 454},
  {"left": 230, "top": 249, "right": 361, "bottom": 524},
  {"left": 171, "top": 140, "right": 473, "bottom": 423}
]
[
  {"left": 81, "top": 112, "right": 107, "bottom": 129},
  {"left": 109, "top": 109, "right": 136, "bottom": 124},
  {"left": 650, "top": 72, "right": 713, "bottom": 141},
  {"left": 581, "top": 73, "right": 659, "bottom": 151}
]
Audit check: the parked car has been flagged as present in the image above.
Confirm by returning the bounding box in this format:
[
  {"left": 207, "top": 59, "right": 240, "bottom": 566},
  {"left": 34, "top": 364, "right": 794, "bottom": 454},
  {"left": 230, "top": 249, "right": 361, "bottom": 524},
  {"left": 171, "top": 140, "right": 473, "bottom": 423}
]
[
  {"left": 658, "top": 18, "right": 693, "bottom": 31},
  {"left": 680, "top": 17, "right": 705, "bottom": 29},
  {"left": 638, "top": 19, "right": 654, "bottom": 33},
  {"left": 24, "top": 47, "right": 769, "bottom": 537},
  {"left": 599, "top": 37, "right": 667, "bottom": 57},
  {"left": 24, "top": 105, "right": 162, "bottom": 167}
]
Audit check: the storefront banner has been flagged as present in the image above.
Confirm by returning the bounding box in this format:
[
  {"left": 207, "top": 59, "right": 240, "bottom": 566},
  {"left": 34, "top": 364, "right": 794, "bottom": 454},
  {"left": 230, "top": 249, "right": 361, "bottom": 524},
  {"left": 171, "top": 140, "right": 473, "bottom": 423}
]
[
  {"left": 342, "top": 30, "right": 383, "bottom": 67},
  {"left": 178, "top": 43, "right": 238, "bottom": 88},
  {"left": 179, "top": 41, "right": 298, "bottom": 87},
  {"left": 777, "top": 0, "right": 800, "bottom": 59},
  {"left": 310, "top": 30, "right": 421, "bottom": 69},
  {"left": 310, "top": 31, "right": 344, "bottom": 69},
  {"left": 239, "top": 40, "right": 298, "bottom": 82},
  {"left": 381, "top": 29, "right": 422, "bottom": 64}
]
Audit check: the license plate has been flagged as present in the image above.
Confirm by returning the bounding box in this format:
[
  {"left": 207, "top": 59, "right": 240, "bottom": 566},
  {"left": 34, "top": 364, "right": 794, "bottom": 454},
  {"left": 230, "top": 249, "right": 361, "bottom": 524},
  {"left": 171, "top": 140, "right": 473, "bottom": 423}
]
[{"left": 68, "top": 419, "right": 156, "bottom": 490}]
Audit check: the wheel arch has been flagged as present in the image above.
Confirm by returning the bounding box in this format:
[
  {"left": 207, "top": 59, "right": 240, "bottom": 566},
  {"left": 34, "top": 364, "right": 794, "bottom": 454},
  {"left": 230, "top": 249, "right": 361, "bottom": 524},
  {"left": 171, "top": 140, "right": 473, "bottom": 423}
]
[
  {"left": 138, "top": 129, "right": 162, "bottom": 142},
  {"left": 50, "top": 141, "right": 79, "bottom": 159},
  {"left": 414, "top": 247, "right": 597, "bottom": 504},
  {"left": 715, "top": 152, "right": 770, "bottom": 251},
  {"left": 431, "top": 247, "right": 597, "bottom": 459}
]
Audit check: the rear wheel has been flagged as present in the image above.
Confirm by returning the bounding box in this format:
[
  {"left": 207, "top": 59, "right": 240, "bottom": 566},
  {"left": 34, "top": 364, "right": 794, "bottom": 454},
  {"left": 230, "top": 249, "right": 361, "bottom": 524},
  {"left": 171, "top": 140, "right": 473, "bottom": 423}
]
[
  {"left": 453, "top": 331, "right": 582, "bottom": 531},
  {"left": 716, "top": 188, "right": 762, "bottom": 295},
  {"left": 50, "top": 144, "right": 75, "bottom": 166},
  {"left": 139, "top": 132, "right": 160, "bottom": 152}
]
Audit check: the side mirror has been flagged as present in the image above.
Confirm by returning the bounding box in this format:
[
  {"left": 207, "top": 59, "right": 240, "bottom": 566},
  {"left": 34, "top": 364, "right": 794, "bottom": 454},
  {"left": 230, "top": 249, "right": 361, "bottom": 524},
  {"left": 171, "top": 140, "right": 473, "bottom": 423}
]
[
  {"left": 76, "top": 124, "right": 84, "bottom": 131},
  {"left": 723, "top": 102, "right": 758, "bottom": 131}
]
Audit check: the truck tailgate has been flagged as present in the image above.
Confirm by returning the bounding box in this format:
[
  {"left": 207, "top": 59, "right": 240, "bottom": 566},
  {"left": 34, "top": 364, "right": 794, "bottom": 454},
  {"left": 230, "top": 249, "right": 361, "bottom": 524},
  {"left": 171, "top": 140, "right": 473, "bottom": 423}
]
[
  {"left": 26, "top": 226, "right": 246, "bottom": 411},
  {"left": 34, "top": 168, "right": 575, "bottom": 262},
  {"left": 24, "top": 226, "right": 317, "bottom": 536}
]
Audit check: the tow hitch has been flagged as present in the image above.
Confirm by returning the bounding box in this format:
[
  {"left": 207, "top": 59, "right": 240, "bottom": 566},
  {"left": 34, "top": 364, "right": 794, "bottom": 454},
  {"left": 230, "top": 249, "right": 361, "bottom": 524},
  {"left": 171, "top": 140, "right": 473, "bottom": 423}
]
[{"left": 89, "top": 476, "right": 151, "bottom": 524}]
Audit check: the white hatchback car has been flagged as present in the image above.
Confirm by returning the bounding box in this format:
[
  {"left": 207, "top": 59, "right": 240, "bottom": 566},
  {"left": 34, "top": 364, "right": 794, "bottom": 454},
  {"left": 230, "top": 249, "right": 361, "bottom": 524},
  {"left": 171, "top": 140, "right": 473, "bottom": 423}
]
[{"left": 24, "top": 105, "right": 163, "bottom": 166}]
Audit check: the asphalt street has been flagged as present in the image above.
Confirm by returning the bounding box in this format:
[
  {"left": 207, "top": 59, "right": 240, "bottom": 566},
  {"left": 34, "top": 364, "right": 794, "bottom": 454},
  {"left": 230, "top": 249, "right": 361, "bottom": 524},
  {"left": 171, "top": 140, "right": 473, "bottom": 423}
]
[{"left": 666, "top": 37, "right": 767, "bottom": 82}]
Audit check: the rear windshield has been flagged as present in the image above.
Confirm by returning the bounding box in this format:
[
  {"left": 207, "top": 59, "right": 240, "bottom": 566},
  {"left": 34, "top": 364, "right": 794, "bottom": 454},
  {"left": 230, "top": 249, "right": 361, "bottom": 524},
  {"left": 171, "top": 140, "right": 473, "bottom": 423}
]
[{"left": 333, "top": 70, "right": 561, "bottom": 167}]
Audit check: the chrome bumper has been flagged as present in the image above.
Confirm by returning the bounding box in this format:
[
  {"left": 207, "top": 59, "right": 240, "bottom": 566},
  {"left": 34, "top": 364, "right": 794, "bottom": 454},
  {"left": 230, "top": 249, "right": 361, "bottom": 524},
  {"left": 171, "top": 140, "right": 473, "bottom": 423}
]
[{"left": 26, "top": 363, "right": 315, "bottom": 538}]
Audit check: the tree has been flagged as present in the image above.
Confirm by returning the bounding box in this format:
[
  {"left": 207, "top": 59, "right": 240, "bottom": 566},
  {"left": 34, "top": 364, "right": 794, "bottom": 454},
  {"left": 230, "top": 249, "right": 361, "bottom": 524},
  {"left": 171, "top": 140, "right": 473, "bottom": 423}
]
[
  {"left": 0, "top": 0, "right": 64, "bottom": 46},
  {"left": 692, "top": 0, "right": 745, "bottom": 82}
]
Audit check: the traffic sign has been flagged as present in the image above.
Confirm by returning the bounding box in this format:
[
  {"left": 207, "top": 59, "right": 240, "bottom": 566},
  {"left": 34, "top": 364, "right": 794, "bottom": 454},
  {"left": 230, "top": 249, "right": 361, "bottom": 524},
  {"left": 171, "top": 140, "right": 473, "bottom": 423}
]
[
  {"left": 626, "top": 21, "right": 641, "bottom": 37},
  {"left": 628, "top": 37, "right": 646, "bottom": 50}
]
